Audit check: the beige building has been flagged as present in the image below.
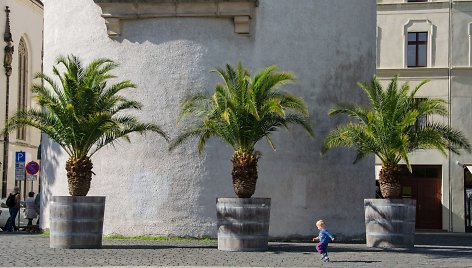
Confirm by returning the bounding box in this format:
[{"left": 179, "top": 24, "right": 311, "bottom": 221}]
[
  {"left": 377, "top": 0, "right": 472, "bottom": 232},
  {"left": 0, "top": 0, "right": 43, "bottom": 199}
]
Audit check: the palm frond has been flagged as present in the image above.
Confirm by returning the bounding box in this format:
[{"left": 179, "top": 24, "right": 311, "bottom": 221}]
[
  {"left": 3, "top": 54, "right": 168, "bottom": 159},
  {"left": 323, "top": 75, "right": 471, "bottom": 168},
  {"left": 169, "top": 127, "right": 203, "bottom": 152},
  {"left": 328, "top": 103, "right": 369, "bottom": 123},
  {"left": 172, "top": 63, "right": 312, "bottom": 155}
]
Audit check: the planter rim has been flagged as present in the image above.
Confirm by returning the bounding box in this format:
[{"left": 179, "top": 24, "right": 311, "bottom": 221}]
[
  {"left": 51, "top": 196, "right": 106, "bottom": 202},
  {"left": 52, "top": 195, "right": 106, "bottom": 197},
  {"left": 364, "top": 198, "right": 415, "bottom": 201},
  {"left": 217, "top": 197, "right": 270, "bottom": 205},
  {"left": 364, "top": 198, "right": 416, "bottom": 205},
  {"left": 217, "top": 197, "right": 270, "bottom": 200}
]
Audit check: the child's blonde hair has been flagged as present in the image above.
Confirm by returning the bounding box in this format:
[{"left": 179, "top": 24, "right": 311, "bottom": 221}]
[{"left": 316, "top": 220, "right": 326, "bottom": 228}]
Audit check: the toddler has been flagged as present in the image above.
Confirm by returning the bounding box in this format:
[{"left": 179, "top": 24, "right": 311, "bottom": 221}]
[{"left": 312, "top": 219, "right": 335, "bottom": 262}]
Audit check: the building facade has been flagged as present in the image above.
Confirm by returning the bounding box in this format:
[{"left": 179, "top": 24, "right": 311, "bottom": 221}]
[
  {"left": 377, "top": 0, "right": 472, "bottom": 232},
  {"left": 41, "top": 0, "right": 377, "bottom": 239},
  {"left": 0, "top": 0, "right": 43, "bottom": 199}
]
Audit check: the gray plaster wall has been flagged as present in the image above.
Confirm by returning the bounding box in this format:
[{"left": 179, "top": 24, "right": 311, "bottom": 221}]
[{"left": 41, "top": 0, "right": 376, "bottom": 239}]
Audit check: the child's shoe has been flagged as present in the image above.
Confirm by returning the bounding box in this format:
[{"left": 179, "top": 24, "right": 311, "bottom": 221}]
[
  {"left": 320, "top": 253, "right": 327, "bottom": 261},
  {"left": 323, "top": 257, "right": 330, "bottom": 262}
]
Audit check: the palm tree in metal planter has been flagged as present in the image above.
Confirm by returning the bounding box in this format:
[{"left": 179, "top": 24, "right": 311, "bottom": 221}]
[
  {"left": 3, "top": 55, "right": 168, "bottom": 248},
  {"left": 321, "top": 76, "right": 470, "bottom": 248},
  {"left": 170, "top": 63, "right": 313, "bottom": 251}
]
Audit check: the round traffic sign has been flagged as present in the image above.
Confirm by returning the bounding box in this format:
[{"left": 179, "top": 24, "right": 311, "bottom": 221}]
[{"left": 26, "top": 161, "right": 40, "bottom": 175}]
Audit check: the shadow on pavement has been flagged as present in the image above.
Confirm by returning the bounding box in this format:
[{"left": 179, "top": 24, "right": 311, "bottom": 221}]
[
  {"left": 331, "top": 260, "right": 382, "bottom": 263},
  {"left": 268, "top": 244, "right": 315, "bottom": 253},
  {"left": 267, "top": 237, "right": 472, "bottom": 260},
  {"left": 410, "top": 246, "right": 472, "bottom": 259},
  {"left": 415, "top": 233, "right": 472, "bottom": 247},
  {"left": 268, "top": 243, "right": 380, "bottom": 254}
]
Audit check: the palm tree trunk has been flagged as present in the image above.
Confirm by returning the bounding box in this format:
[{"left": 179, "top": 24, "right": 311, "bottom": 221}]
[
  {"left": 231, "top": 151, "right": 261, "bottom": 198},
  {"left": 66, "top": 156, "right": 93, "bottom": 196},
  {"left": 378, "top": 164, "right": 401, "bottom": 199}
]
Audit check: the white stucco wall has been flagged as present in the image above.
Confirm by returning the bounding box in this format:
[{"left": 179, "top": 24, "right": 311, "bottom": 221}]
[{"left": 41, "top": 0, "right": 377, "bottom": 239}]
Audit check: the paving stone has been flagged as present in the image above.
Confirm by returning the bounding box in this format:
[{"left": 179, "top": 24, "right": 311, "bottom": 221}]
[{"left": 0, "top": 233, "right": 470, "bottom": 267}]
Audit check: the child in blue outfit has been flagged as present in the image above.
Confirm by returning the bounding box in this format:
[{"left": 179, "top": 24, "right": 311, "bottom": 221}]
[{"left": 312, "top": 219, "right": 335, "bottom": 262}]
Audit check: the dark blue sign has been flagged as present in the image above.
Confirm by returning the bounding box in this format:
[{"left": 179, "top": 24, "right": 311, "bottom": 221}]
[{"left": 16, "top": 151, "right": 25, "bottom": 163}]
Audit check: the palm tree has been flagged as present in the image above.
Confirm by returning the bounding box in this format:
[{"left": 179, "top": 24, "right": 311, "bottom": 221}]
[
  {"left": 322, "top": 76, "right": 471, "bottom": 198},
  {"left": 170, "top": 63, "right": 313, "bottom": 198},
  {"left": 3, "top": 55, "right": 168, "bottom": 196}
]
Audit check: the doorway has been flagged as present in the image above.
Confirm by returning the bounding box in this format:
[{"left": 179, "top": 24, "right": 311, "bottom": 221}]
[
  {"left": 465, "top": 168, "right": 472, "bottom": 233},
  {"left": 399, "top": 165, "right": 442, "bottom": 230}
]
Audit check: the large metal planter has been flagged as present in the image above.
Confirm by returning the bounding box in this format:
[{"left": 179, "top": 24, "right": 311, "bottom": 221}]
[
  {"left": 364, "top": 198, "right": 416, "bottom": 248},
  {"left": 217, "top": 197, "right": 271, "bottom": 251},
  {"left": 49, "top": 196, "right": 106, "bottom": 249}
]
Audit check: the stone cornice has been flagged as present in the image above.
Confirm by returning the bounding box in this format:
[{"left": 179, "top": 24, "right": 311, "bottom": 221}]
[
  {"left": 377, "top": 2, "right": 449, "bottom": 12},
  {"left": 378, "top": 1, "right": 472, "bottom": 12},
  {"left": 377, "top": 67, "right": 472, "bottom": 78},
  {"left": 451, "top": 66, "right": 472, "bottom": 70},
  {"left": 93, "top": 0, "right": 258, "bottom": 37},
  {"left": 10, "top": 141, "right": 39, "bottom": 149},
  {"left": 376, "top": 67, "right": 450, "bottom": 78}
]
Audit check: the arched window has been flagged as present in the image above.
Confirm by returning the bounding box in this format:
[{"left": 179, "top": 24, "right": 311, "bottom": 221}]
[{"left": 17, "top": 37, "right": 28, "bottom": 140}]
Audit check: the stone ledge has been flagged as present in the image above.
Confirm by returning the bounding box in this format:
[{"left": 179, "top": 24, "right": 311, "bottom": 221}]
[
  {"left": 376, "top": 67, "right": 450, "bottom": 78},
  {"left": 93, "top": 0, "right": 258, "bottom": 37}
]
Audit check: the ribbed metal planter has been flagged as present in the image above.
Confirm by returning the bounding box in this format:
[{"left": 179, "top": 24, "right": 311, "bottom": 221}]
[
  {"left": 364, "top": 198, "right": 416, "bottom": 248},
  {"left": 217, "top": 197, "right": 271, "bottom": 251},
  {"left": 50, "top": 196, "right": 106, "bottom": 249}
]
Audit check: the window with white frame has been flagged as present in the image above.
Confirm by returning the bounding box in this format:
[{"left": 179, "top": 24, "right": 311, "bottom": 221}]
[
  {"left": 404, "top": 19, "right": 433, "bottom": 68},
  {"left": 407, "top": 32, "right": 428, "bottom": 68}
]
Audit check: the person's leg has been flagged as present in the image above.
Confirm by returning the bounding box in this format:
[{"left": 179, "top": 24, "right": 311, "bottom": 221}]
[
  {"left": 9, "top": 208, "right": 19, "bottom": 231},
  {"left": 27, "top": 218, "right": 33, "bottom": 226},
  {"left": 323, "top": 246, "right": 330, "bottom": 262},
  {"left": 4, "top": 211, "right": 12, "bottom": 231},
  {"left": 6, "top": 208, "right": 18, "bottom": 231},
  {"left": 316, "top": 243, "right": 326, "bottom": 260}
]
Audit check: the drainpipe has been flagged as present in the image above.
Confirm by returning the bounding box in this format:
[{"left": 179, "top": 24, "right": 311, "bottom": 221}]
[
  {"left": 447, "top": 0, "right": 453, "bottom": 232},
  {"left": 38, "top": 18, "right": 44, "bottom": 196},
  {"left": 2, "top": 6, "right": 14, "bottom": 198}
]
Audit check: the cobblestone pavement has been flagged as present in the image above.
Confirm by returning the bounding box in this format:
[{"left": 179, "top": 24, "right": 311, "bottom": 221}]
[{"left": 0, "top": 232, "right": 470, "bottom": 267}]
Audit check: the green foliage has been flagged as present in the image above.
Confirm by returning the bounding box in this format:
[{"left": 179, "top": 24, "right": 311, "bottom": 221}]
[
  {"left": 3, "top": 55, "right": 168, "bottom": 159},
  {"left": 40, "top": 229, "right": 50, "bottom": 237},
  {"left": 104, "top": 234, "right": 215, "bottom": 242},
  {"left": 322, "top": 76, "right": 471, "bottom": 170},
  {"left": 169, "top": 63, "right": 313, "bottom": 155}
]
